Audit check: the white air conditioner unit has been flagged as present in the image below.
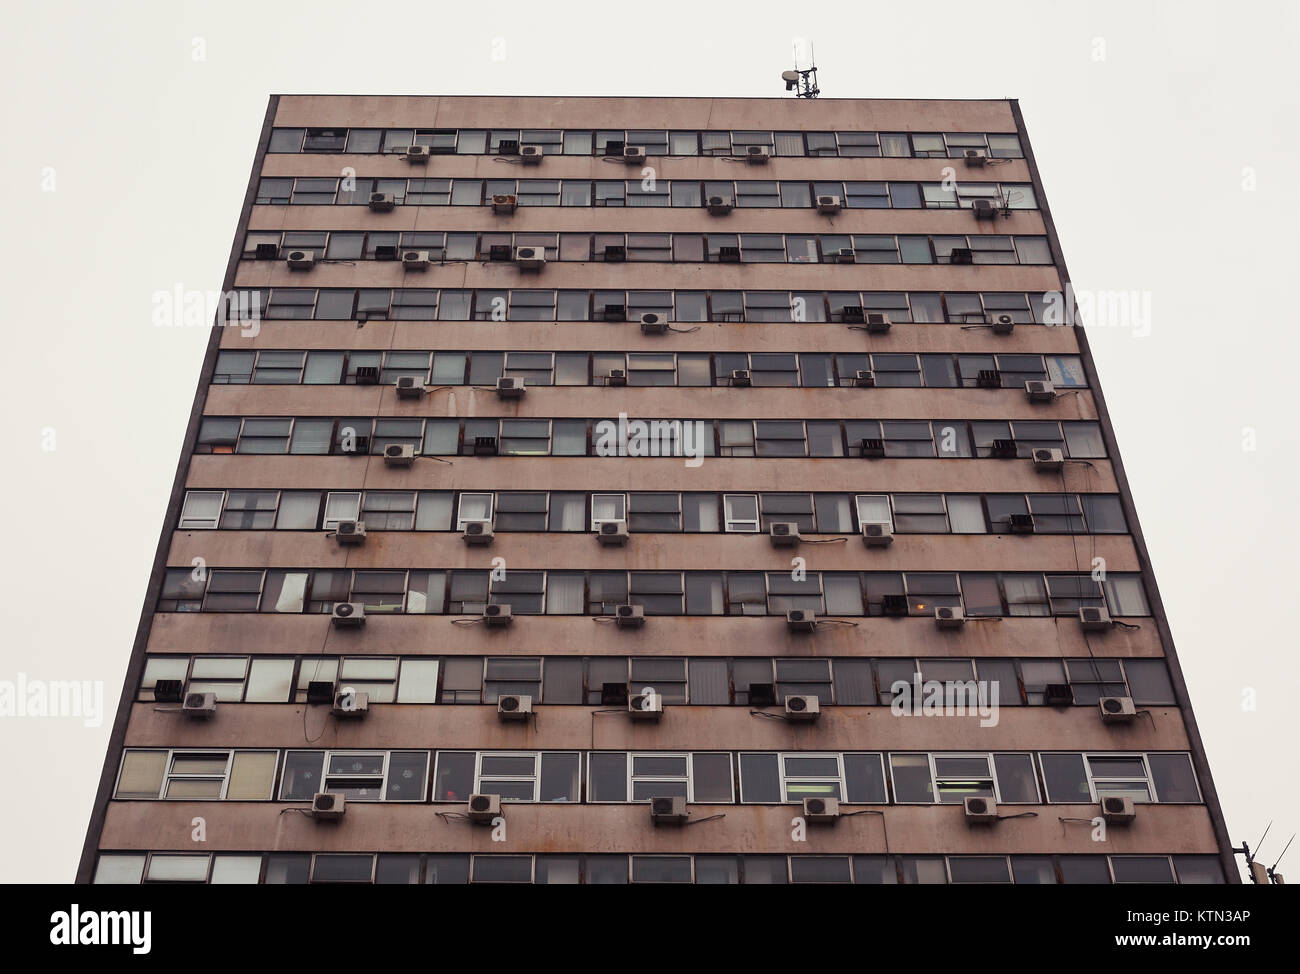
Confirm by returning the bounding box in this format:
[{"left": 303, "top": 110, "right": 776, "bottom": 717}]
[
  {"left": 286, "top": 250, "right": 316, "bottom": 270},
  {"left": 1100, "top": 795, "right": 1136, "bottom": 824},
  {"left": 331, "top": 602, "right": 366, "bottom": 628},
  {"left": 310, "top": 793, "right": 345, "bottom": 821},
  {"left": 730, "top": 369, "right": 752, "bottom": 387},
  {"left": 496, "top": 376, "right": 526, "bottom": 399},
  {"left": 1099, "top": 696, "right": 1137, "bottom": 723},
  {"left": 640, "top": 312, "right": 669, "bottom": 334},
  {"left": 650, "top": 795, "right": 688, "bottom": 825},
  {"left": 514, "top": 246, "right": 545, "bottom": 270},
  {"left": 862, "top": 522, "right": 894, "bottom": 547},
  {"left": 816, "top": 195, "right": 842, "bottom": 214},
  {"left": 1025, "top": 380, "right": 1057, "bottom": 402},
  {"left": 462, "top": 521, "right": 495, "bottom": 546},
  {"left": 785, "top": 610, "right": 817, "bottom": 634},
  {"left": 615, "top": 604, "right": 645, "bottom": 629},
  {"left": 384, "top": 443, "right": 415, "bottom": 467},
  {"left": 401, "top": 250, "right": 432, "bottom": 269},
  {"left": 745, "top": 145, "right": 770, "bottom": 163},
  {"left": 403, "top": 144, "right": 430, "bottom": 162},
  {"left": 368, "top": 192, "right": 395, "bottom": 212},
  {"left": 622, "top": 145, "right": 647, "bottom": 164},
  {"left": 498, "top": 694, "right": 533, "bottom": 721},
  {"left": 1079, "top": 606, "right": 1113, "bottom": 631},
  {"left": 331, "top": 690, "right": 369, "bottom": 718},
  {"left": 707, "top": 195, "right": 733, "bottom": 215},
  {"left": 595, "top": 521, "right": 629, "bottom": 546},
  {"left": 769, "top": 522, "right": 801, "bottom": 547},
  {"left": 988, "top": 312, "right": 1016, "bottom": 334},
  {"left": 1032, "top": 447, "right": 1065, "bottom": 472},
  {"left": 963, "top": 148, "right": 988, "bottom": 167},
  {"left": 935, "top": 605, "right": 966, "bottom": 629},
  {"left": 467, "top": 793, "right": 501, "bottom": 824},
  {"left": 865, "top": 312, "right": 891, "bottom": 333},
  {"left": 334, "top": 520, "right": 367, "bottom": 546},
  {"left": 971, "top": 198, "right": 998, "bottom": 220},
  {"left": 628, "top": 691, "right": 663, "bottom": 721},
  {"left": 784, "top": 694, "right": 820, "bottom": 720},
  {"left": 483, "top": 603, "right": 513, "bottom": 626},
  {"left": 802, "top": 796, "right": 839, "bottom": 824},
  {"left": 964, "top": 796, "right": 999, "bottom": 823},
  {"left": 181, "top": 692, "right": 217, "bottom": 719},
  {"left": 854, "top": 370, "right": 875, "bottom": 388},
  {"left": 491, "top": 194, "right": 518, "bottom": 214},
  {"left": 520, "top": 144, "right": 544, "bottom": 163},
  {"left": 395, "top": 375, "right": 425, "bottom": 399}
]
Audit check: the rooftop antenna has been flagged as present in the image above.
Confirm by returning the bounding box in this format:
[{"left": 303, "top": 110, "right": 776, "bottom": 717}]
[{"left": 782, "top": 41, "right": 820, "bottom": 98}]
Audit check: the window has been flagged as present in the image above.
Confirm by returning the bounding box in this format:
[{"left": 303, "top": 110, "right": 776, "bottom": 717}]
[
  {"left": 280, "top": 750, "right": 429, "bottom": 802},
  {"left": 116, "top": 749, "right": 277, "bottom": 800},
  {"left": 723, "top": 494, "right": 759, "bottom": 532}
]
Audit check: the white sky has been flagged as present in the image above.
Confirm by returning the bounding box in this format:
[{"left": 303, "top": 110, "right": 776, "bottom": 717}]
[{"left": 1, "top": 0, "right": 1295, "bottom": 882}]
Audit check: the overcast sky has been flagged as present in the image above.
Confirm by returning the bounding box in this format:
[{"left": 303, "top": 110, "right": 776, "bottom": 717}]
[{"left": 1, "top": 0, "right": 1295, "bottom": 882}]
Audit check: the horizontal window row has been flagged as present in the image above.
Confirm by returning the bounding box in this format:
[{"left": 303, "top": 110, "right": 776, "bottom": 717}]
[
  {"left": 115, "top": 748, "right": 1201, "bottom": 806},
  {"left": 256, "top": 176, "right": 1037, "bottom": 210},
  {"left": 195, "top": 417, "right": 1107, "bottom": 460},
  {"left": 232, "top": 286, "right": 1053, "bottom": 323},
  {"left": 157, "top": 567, "right": 1151, "bottom": 617},
  {"left": 213, "top": 348, "right": 1086, "bottom": 390},
  {"left": 180, "top": 488, "right": 1125, "bottom": 536},
  {"left": 94, "top": 851, "right": 1223, "bottom": 886},
  {"left": 268, "top": 126, "right": 1024, "bottom": 159},
  {"left": 245, "top": 229, "right": 1053, "bottom": 265},
  {"left": 140, "top": 653, "right": 1175, "bottom": 708}
]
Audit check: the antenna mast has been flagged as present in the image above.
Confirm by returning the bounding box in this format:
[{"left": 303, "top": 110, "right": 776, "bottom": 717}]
[{"left": 782, "top": 41, "right": 820, "bottom": 98}]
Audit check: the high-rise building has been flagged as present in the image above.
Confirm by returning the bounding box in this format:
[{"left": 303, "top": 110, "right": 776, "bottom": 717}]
[{"left": 78, "top": 95, "right": 1235, "bottom": 885}]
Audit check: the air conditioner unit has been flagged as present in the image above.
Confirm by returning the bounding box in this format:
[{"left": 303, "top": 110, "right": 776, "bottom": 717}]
[
  {"left": 331, "top": 602, "right": 366, "bottom": 628},
  {"left": 860, "top": 438, "right": 886, "bottom": 459},
  {"left": 769, "top": 522, "right": 801, "bottom": 547},
  {"left": 976, "top": 369, "right": 1002, "bottom": 388},
  {"left": 730, "top": 369, "right": 752, "bottom": 387},
  {"left": 854, "top": 370, "right": 876, "bottom": 388},
  {"left": 497, "top": 139, "right": 520, "bottom": 155},
  {"left": 368, "top": 192, "right": 395, "bottom": 212},
  {"left": 395, "top": 375, "right": 424, "bottom": 399},
  {"left": 990, "top": 438, "right": 1018, "bottom": 458},
  {"left": 816, "top": 194, "right": 842, "bottom": 213},
  {"left": 623, "top": 145, "right": 647, "bottom": 164},
  {"left": 718, "top": 245, "right": 741, "bottom": 263},
  {"left": 354, "top": 366, "right": 381, "bottom": 385},
  {"left": 865, "top": 312, "right": 891, "bottom": 333},
  {"left": 334, "top": 520, "right": 367, "bottom": 546},
  {"left": 498, "top": 694, "right": 533, "bottom": 721},
  {"left": 491, "top": 194, "right": 518, "bottom": 214},
  {"left": 306, "top": 681, "right": 335, "bottom": 705},
  {"left": 595, "top": 521, "right": 629, "bottom": 546},
  {"left": 286, "top": 250, "right": 315, "bottom": 270},
  {"left": 785, "top": 610, "right": 817, "bottom": 634},
  {"left": 603, "top": 244, "right": 626, "bottom": 262},
  {"left": 181, "top": 692, "right": 217, "bottom": 719},
  {"left": 605, "top": 369, "right": 627, "bottom": 386},
  {"left": 628, "top": 691, "right": 663, "bottom": 721},
  {"left": 802, "top": 796, "right": 839, "bottom": 824},
  {"left": 880, "top": 594, "right": 910, "bottom": 617},
  {"left": 463, "top": 521, "right": 495, "bottom": 545},
  {"left": 963, "top": 147, "right": 988, "bottom": 166},
  {"left": 1007, "top": 513, "right": 1036, "bottom": 533},
  {"left": 482, "top": 604, "right": 513, "bottom": 627},
  {"left": 1100, "top": 696, "right": 1137, "bottom": 723},
  {"left": 467, "top": 793, "right": 501, "bottom": 824},
  {"left": 784, "top": 694, "right": 820, "bottom": 720},
  {"left": 862, "top": 522, "right": 894, "bottom": 547},
  {"left": 514, "top": 246, "right": 545, "bottom": 270},
  {"left": 707, "top": 195, "right": 733, "bottom": 215},
  {"left": 1100, "top": 795, "right": 1136, "bottom": 824},
  {"left": 1079, "top": 606, "right": 1113, "bottom": 631},
  {"left": 1032, "top": 448, "right": 1065, "bottom": 472},
  {"left": 745, "top": 145, "right": 770, "bottom": 163},
  {"left": 949, "top": 247, "right": 974, "bottom": 265},
  {"left": 310, "top": 793, "right": 345, "bottom": 821},
  {"left": 1025, "top": 380, "right": 1057, "bottom": 402},
  {"left": 331, "top": 690, "right": 369, "bottom": 718},
  {"left": 640, "top": 312, "right": 668, "bottom": 334},
  {"left": 384, "top": 443, "right": 415, "bottom": 467},
  {"left": 403, "top": 144, "right": 430, "bottom": 162},
  {"left": 153, "top": 679, "right": 184, "bottom": 703},
  {"left": 253, "top": 242, "right": 279, "bottom": 260},
  {"left": 988, "top": 312, "right": 1015, "bottom": 335},
  {"left": 841, "top": 305, "right": 865, "bottom": 323},
  {"left": 401, "top": 250, "right": 431, "bottom": 269},
  {"left": 835, "top": 248, "right": 856, "bottom": 264},
  {"left": 375, "top": 245, "right": 400, "bottom": 261},
  {"left": 972, "top": 198, "right": 998, "bottom": 220},
  {"left": 614, "top": 604, "right": 645, "bottom": 629},
  {"left": 496, "top": 376, "right": 526, "bottom": 399},
  {"left": 473, "top": 435, "right": 499, "bottom": 456},
  {"left": 520, "top": 144, "right": 544, "bottom": 163},
  {"left": 1043, "top": 683, "right": 1074, "bottom": 706},
  {"left": 651, "top": 795, "right": 688, "bottom": 825},
  {"left": 964, "top": 796, "right": 998, "bottom": 823},
  {"left": 603, "top": 304, "right": 627, "bottom": 322},
  {"left": 935, "top": 605, "right": 966, "bottom": 629}
]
